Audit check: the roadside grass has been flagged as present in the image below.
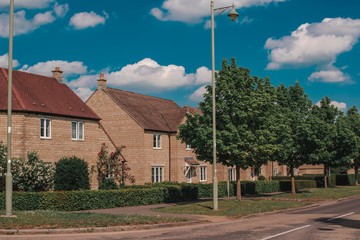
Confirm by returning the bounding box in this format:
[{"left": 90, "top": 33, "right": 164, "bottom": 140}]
[
  {"left": 151, "top": 200, "right": 310, "bottom": 217},
  {"left": 0, "top": 211, "right": 188, "bottom": 230},
  {"left": 268, "top": 185, "right": 360, "bottom": 200}
]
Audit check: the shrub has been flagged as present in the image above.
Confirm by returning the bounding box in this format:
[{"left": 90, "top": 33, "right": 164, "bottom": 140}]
[
  {"left": 0, "top": 150, "right": 55, "bottom": 192},
  {"left": 0, "top": 185, "right": 198, "bottom": 211},
  {"left": 336, "top": 174, "right": 355, "bottom": 185},
  {"left": 54, "top": 156, "right": 90, "bottom": 191},
  {"left": 99, "top": 178, "right": 118, "bottom": 190},
  {"left": 279, "top": 180, "right": 316, "bottom": 191},
  {"left": 258, "top": 175, "right": 267, "bottom": 181}
]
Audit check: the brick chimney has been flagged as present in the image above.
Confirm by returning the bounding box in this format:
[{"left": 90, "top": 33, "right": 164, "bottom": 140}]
[
  {"left": 97, "top": 73, "right": 107, "bottom": 90},
  {"left": 52, "top": 67, "right": 63, "bottom": 83}
]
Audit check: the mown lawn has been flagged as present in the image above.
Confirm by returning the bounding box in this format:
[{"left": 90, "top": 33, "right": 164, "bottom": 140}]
[
  {"left": 0, "top": 211, "right": 188, "bottom": 230},
  {"left": 268, "top": 185, "right": 360, "bottom": 200},
  {"left": 152, "top": 200, "right": 310, "bottom": 217}
]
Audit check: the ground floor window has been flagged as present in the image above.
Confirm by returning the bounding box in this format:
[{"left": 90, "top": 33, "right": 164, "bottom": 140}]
[
  {"left": 199, "top": 166, "right": 207, "bottom": 182},
  {"left": 151, "top": 166, "right": 163, "bottom": 183},
  {"left": 228, "top": 167, "right": 236, "bottom": 181},
  {"left": 274, "top": 167, "right": 278, "bottom": 176}
]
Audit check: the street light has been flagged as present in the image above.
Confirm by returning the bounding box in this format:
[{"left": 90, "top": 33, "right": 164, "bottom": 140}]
[
  {"left": 6, "top": 0, "right": 14, "bottom": 217},
  {"left": 210, "top": 1, "right": 239, "bottom": 211}
]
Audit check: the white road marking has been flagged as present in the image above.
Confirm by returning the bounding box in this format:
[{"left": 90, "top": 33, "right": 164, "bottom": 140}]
[
  {"left": 260, "top": 225, "right": 311, "bottom": 240},
  {"left": 326, "top": 212, "right": 355, "bottom": 222}
]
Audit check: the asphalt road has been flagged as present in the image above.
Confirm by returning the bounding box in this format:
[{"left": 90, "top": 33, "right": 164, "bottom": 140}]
[{"left": 2, "top": 196, "right": 360, "bottom": 240}]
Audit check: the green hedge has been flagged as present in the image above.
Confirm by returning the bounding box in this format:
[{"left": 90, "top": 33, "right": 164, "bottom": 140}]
[
  {"left": 336, "top": 174, "right": 355, "bottom": 185},
  {"left": 0, "top": 185, "right": 198, "bottom": 211},
  {"left": 278, "top": 180, "right": 317, "bottom": 191}
]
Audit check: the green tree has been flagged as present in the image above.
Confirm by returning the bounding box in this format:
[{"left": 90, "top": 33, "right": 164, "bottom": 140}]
[
  {"left": 304, "top": 97, "right": 351, "bottom": 188},
  {"left": 274, "top": 81, "right": 313, "bottom": 194},
  {"left": 178, "top": 58, "right": 279, "bottom": 200},
  {"left": 340, "top": 106, "right": 360, "bottom": 185}
]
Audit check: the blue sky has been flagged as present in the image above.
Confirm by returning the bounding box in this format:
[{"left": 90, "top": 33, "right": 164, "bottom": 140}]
[{"left": 0, "top": 0, "right": 359, "bottom": 112}]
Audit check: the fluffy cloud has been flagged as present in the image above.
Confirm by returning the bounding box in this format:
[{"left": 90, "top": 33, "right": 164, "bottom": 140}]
[
  {"left": 189, "top": 85, "right": 207, "bottom": 101},
  {"left": 69, "top": 11, "right": 108, "bottom": 30},
  {"left": 20, "top": 60, "right": 87, "bottom": 77},
  {"left": 69, "top": 58, "right": 210, "bottom": 93},
  {"left": 74, "top": 87, "right": 93, "bottom": 102},
  {"left": 0, "top": 53, "right": 19, "bottom": 68},
  {"left": 265, "top": 17, "right": 360, "bottom": 83},
  {"left": 0, "top": 0, "right": 54, "bottom": 9},
  {"left": 151, "top": 0, "right": 286, "bottom": 24},
  {"left": 0, "top": 3, "right": 68, "bottom": 37},
  {"left": 308, "top": 69, "right": 349, "bottom": 83},
  {"left": 316, "top": 100, "right": 347, "bottom": 113}
]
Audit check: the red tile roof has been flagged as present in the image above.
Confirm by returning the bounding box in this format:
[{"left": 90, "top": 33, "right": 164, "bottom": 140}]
[
  {"left": 0, "top": 68, "right": 100, "bottom": 120},
  {"left": 104, "top": 88, "right": 186, "bottom": 132},
  {"left": 183, "top": 105, "right": 202, "bottom": 115}
]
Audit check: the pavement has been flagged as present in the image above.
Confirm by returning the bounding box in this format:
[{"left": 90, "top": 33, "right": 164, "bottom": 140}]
[{"left": 0, "top": 193, "right": 343, "bottom": 236}]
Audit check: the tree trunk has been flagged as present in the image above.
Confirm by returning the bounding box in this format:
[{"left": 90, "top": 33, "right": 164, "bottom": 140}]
[
  {"left": 324, "top": 166, "right": 328, "bottom": 189},
  {"left": 355, "top": 166, "right": 359, "bottom": 186},
  {"left": 236, "top": 165, "right": 241, "bottom": 201},
  {"left": 290, "top": 166, "right": 296, "bottom": 195}
]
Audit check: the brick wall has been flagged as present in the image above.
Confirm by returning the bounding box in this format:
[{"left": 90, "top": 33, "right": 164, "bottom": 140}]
[{"left": 0, "top": 112, "right": 113, "bottom": 189}]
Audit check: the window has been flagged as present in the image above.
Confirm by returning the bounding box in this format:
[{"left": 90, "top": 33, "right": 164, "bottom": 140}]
[
  {"left": 274, "top": 167, "right": 278, "bottom": 176},
  {"left": 228, "top": 167, "right": 236, "bottom": 181},
  {"left": 186, "top": 144, "right": 191, "bottom": 150},
  {"left": 151, "top": 166, "right": 163, "bottom": 183},
  {"left": 40, "top": 118, "right": 51, "bottom": 139},
  {"left": 72, "top": 121, "right": 84, "bottom": 140},
  {"left": 199, "top": 166, "right": 207, "bottom": 182},
  {"left": 153, "top": 133, "right": 161, "bottom": 149}
]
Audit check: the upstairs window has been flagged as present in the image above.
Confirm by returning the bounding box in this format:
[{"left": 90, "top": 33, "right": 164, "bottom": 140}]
[
  {"left": 40, "top": 118, "right": 51, "bottom": 139},
  {"left": 153, "top": 133, "right": 161, "bottom": 149},
  {"left": 186, "top": 144, "right": 191, "bottom": 150},
  {"left": 72, "top": 121, "right": 84, "bottom": 140}
]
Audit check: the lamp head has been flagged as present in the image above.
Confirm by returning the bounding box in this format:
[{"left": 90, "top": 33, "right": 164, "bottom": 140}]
[{"left": 228, "top": 5, "right": 239, "bottom": 22}]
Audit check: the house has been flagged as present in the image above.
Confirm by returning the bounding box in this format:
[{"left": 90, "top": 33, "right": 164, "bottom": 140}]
[
  {"left": 86, "top": 74, "right": 289, "bottom": 184},
  {"left": 0, "top": 68, "right": 114, "bottom": 189}
]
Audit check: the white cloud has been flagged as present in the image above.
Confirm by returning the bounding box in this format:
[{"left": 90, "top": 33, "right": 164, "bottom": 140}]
[
  {"left": 0, "top": 3, "right": 69, "bottom": 37},
  {"left": 0, "top": 0, "right": 54, "bottom": 9},
  {"left": 308, "top": 68, "right": 349, "bottom": 83},
  {"left": 151, "top": 0, "right": 286, "bottom": 24},
  {"left": 240, "top": 16, "right": 254, "bottom": 24},
  {"left": 0, "top": 53, "right": 19, "bottom": 68},
  {"left": 316, "top": 100, "right": 347, "bottom": 112},
  {"left": 194, "top": 66, "right": 211, "bottom": 85},
  {"left": 53, "top": 2, "right": 69, "bottom": 18},
  {"left": 265, "top": 18, "right": 360, "bottom": 70},
  {"left": 74, "top": 87, "right": 93, "bottom": 101},
  {"left": 20, "top": 60, "right": 88, "bottom": 77},
  {"left": 190, "top": 85, "right": 207, "bottom": 101},
  {"left": 69, "top": 11, "right": 108, "bottom": 30},
  {"left": 68, "top": 58, "right": 209, "bottom": 93}
]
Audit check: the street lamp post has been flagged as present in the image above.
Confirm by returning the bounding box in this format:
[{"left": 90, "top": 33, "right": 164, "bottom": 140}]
[
  {"left": 210, "top": 1, "right": 239, "bottom": 211},
  {"left": 6, "top": 0, "right": 14, "bottom": 217}
]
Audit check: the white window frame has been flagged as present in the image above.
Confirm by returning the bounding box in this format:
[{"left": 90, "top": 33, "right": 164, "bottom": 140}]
[
  {"left": 153, "top": 133, "right": 161, "bottom": 149},
  {"left": 274, "top": 167, "right": 278, "bottom": 176},
  {"left": 151, "top": 166, "right": 163, "bottom": 183},
  {"left": 72, "top": 121, "right": 84, "bottom": 140},
  {"left": 199, "top": 166, "right": 207, "bottom": 182},
  {"left": 228, "top": 167, "right": 236, "bottom": 181},
  {"left": 40, "top": 118, "right": 51, "bottom": 139},
  {"left": 186, "top": 144, "right": 191, "bottom": 150}
]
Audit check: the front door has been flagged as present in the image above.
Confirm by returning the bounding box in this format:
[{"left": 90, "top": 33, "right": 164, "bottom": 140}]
[{"left": 186, "top": 167, "right": 192, "bottom": 183}]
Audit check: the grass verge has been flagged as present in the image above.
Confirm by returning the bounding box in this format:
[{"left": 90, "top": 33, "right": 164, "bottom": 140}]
[
  {"left": 0, "top": 211, "right": 188, "bottom": 230},
  {"left": 268, "top": 185, "right": 360, "bottom": 200},
  {"left": 151, "top": 200, "right": 310, "bottom": 217}
]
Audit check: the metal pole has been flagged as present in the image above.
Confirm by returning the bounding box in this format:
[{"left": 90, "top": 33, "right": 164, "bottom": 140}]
[
  {"left": 211, "top": 0, "right": 218, "bottom": 211},
  {"left": 6, "top": 0, "right": 14, "bottom": 217}
]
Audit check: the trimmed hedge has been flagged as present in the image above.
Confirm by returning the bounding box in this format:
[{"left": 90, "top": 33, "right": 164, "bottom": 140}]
[
  {"left": 273, "top": 175, "right": 336, "bottom": 188},
  {"left": 0, "top": 185, "right": 198, "bottom": 211},
  {"left": 278, "top": 180, "right": 317, "bottom": 191},
  {"left": 336, "top": 174, "right": 355, "bottom": 185}
]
